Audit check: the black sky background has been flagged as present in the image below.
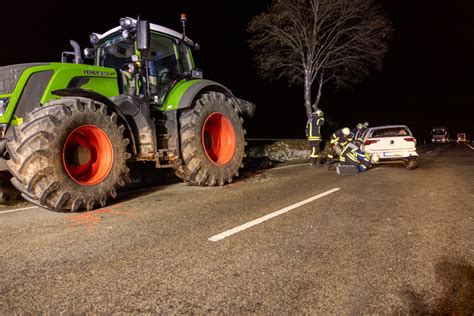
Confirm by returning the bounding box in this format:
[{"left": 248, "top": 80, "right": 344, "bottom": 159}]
[{"left": 2, "top": 0, "right": 473, "bottom": 141}]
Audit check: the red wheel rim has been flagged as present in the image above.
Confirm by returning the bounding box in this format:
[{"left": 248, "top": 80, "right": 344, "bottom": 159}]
[
  {"left": 201, "top": 112, "right": 236, "bottom": 165},
  {"left": 63, "top": 125, "right": 113, "bottom": 185}
]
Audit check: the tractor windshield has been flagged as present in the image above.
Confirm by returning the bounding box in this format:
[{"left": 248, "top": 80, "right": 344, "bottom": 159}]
[{"left": 96, "top": 35, "right": 135, "bottom": 69}]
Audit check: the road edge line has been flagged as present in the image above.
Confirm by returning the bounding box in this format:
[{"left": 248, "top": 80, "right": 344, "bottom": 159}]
[
  {"left": 0, "top": 206, "right": 38, "bottom": 215},
  {"left": 208, "top": 187, "right": 340, "bottom": 242},
  {"left": 271, "top": 163, "right": 308, "bottom": 171}
]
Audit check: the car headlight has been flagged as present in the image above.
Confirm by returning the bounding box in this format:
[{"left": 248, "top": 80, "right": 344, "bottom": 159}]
[{"left": 0, "top": 98, "right": 9, "bottom": 116}]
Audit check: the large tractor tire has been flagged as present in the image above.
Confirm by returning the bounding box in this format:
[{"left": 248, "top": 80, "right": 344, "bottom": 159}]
[
  {"left": 6, "top": 97, "right": 131, "bottom": 211},
  {"left": 175, "top": 92, "right": 245, "bottom": 186}
]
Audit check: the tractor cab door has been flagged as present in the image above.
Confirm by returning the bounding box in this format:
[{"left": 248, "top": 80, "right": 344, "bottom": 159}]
[
  {"left": 96, "top": 35, "right": 138, "bottom": 95},
  {"left": 144, "top": 34, "right": 194, "bottom": 105}
]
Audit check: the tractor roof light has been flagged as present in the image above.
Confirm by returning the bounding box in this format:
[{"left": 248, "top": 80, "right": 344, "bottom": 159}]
[
  {"left": 120, "top": 17, "right": 134, "bottom": 29},
  {"left": 122, "top": 29, "right": 130, "bottom": 39},
  {"left": 89, "top": 33, "right": 100, "bottom": 45},
  {"left": 180, "top": 13, "right": 188, "bottom": 39}
]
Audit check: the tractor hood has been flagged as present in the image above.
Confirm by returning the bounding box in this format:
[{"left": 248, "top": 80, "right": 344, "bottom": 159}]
[
  {"left": 0, "top": 62, "right": 119, "bottom": 126},
  {"left": 0, "top": 63, "right": 47, "bottom": 95}
]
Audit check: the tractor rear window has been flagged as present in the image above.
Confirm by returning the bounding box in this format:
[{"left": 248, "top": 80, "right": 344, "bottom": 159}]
[
  {"left": 146, "top": 35, "right": 181, "bottom": 78},
  {"left": 371, "top": 128, "right": 411, "bottom": 138}
]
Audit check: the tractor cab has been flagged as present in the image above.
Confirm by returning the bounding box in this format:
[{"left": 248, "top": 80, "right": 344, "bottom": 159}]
[{"left": 89, "top": 17, "right": 199, "bottom": 106}]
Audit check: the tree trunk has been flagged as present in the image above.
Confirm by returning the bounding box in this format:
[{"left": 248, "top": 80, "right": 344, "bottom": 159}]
[
  {"left": 312, "top": 74, "right": 324, "bottom": 110},
  {"left": 304, "top": 69, "right": 312, "bottom": 119}
]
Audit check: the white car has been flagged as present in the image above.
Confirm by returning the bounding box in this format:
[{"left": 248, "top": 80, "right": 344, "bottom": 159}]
[{"left": 359, "top": 125, "right": 418, "bottom": 169}]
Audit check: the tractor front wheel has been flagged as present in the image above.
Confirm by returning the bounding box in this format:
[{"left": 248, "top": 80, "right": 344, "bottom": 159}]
[
  {"left": 175, "top": 92, "right": 245, "bottom": 186},
  {"left": 6, "top": 97, "right": 131, "bottom": 211}
]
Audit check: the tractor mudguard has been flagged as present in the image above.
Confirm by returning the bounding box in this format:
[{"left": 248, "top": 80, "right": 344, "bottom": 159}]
[
  {"left": 172, "top": 80, "right": 255, "bottom": 118},
  {"left": 52, "top": 88, "right": 138, "bottom": 156},
  {"left": 175, "top": 80, "right": 233, "bottom": 110}
]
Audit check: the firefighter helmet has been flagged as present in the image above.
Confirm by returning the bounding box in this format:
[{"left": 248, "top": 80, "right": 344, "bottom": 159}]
[
  {"left": 363, "top": 121, "right": 369, "bottom": 128},
  {"left": 357, "top": 123, "right": 363, "bottom": 129},
  {"left": 315, "top": 109, "right": 324, "bottom": 116},
  {"left": 342, "top": 127, "right": 351, "bottom": 136}
]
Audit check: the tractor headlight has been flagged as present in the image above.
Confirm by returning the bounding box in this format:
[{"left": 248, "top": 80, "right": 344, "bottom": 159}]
[
  {"left": 122, "top": 29, "right": 130, "bottom": 39},
  {"left": 120, "top": 17, "right": 134, "bottom": 29},
  {"left": 89, "top": 33, "right": 100, "bottom": 45},
  {"left": 0, "top": 98, "right": 10, "bottom": 116}
]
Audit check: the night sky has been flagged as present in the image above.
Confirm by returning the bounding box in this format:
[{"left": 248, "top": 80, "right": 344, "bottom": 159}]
[{"left": 2, "top": 0, "right": 473, "bottom": 141}]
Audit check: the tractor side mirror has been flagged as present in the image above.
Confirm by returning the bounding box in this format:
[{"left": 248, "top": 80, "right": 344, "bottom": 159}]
[
  {"left": 83, "top": 48, "right": 96, "bottom": 59},
  {"left": 137, "top": 20, "right": 150, "bottom": 51}
]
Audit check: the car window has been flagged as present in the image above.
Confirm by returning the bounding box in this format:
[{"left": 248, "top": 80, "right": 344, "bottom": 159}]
[{"left": 370, "top": 127, "right": 412, "bottom": 138}]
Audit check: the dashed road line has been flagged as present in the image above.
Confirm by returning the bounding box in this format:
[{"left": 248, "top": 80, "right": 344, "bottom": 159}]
[
  {"left": 208, "top": 187, "right": 341, "bottom": 242},
  {"left": 0, "top": 206, "right": 38, "bottom": 215}
]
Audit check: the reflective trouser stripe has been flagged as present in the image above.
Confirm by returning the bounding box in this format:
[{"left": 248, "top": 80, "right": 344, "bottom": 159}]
[
  {"left": 327, "top": 154, "right": 334, "bottom": 159},
  {"left": 308, "top": 136, "right": 321, "bottom": 140},
  {"left": 310, "top": 148, "right": 319, "bottom": 158}
]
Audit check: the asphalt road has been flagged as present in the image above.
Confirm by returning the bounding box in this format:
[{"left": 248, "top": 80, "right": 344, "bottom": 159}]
[{"left": 0, "top": 143, "right": 473, "bottom": 314}]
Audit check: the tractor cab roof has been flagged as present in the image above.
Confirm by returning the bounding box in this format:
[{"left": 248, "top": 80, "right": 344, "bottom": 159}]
[{"left": 92, "top": 17, "right": 194, "bottom": 46}]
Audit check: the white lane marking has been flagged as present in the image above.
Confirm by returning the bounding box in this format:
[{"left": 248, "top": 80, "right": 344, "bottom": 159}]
[
  {"left": 427, "top": 151, "right": 432, "bottom": 154},
  {"left": 208, "top": 188, "right": 340, "bottom": 242},
  {"left": 0, "top": 206, "right": 38, "bottom": 215},
  {"left": 466, "top": 143, "right": 474, "bottom": 150},
  {"left": 271, "top": 163, "right": 307, "bottom": 171}
]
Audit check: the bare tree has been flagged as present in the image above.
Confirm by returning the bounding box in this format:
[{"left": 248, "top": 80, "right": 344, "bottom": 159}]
[{"left": 248, "top": 0, "right": 392, "bottom": 118}]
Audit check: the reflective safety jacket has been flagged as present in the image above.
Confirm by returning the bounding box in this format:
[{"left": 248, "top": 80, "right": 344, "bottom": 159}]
[
  {"left": 330, "top": 129, "right": 353, "bottom": 146},
  {"left": 339, "top": 142, "right": 371, "bottom": 171},
  {"left": 305, "top": 113, "right": 324, "bottom": 141}
]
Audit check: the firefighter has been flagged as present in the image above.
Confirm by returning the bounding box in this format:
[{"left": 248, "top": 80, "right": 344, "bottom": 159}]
[
  {"left": 351, "top": 123, "right": 368, "bottom": 144},
  {"left": 305, "top": 109, "right": 325, "bottom": 167},
  {"left": 327, "top": 127, "right": 352, "bottom": 163},
  {"left": 339, "top": 141, "right": 379, "bottom": 172}
]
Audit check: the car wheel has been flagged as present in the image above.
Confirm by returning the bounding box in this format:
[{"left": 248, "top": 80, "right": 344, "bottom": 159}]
[{"left": 405, "top": 159, "right": 418, "bottom": 170}]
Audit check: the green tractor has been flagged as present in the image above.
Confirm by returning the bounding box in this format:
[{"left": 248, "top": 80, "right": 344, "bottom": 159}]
[{"left": 0, "top": 16, "right": 255, "bottom": 211}]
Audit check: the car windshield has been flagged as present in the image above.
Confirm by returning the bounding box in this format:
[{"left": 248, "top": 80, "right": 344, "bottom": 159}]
[
  {"left": 432, "top": 129, "right": 446, "bottom": 135},
  {"left": 371, "top": 127, "right": 411, "bottom": 138},
  {"left": 97, "top": 35, "right": 135, "bottom": 69}
]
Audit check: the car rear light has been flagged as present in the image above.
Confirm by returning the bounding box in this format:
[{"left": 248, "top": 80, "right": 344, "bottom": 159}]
[
  {"left": 363, "top": 139, "right": 379, "bottom": 145},
  {"left": 404, "top": 137, "right": 415, "bottom": 142}
]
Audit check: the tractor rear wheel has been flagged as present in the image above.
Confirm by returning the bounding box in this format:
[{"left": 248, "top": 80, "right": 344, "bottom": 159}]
[
  {"left": 175, "top": 92, "right": 245, "bottom": 186},
  {"left": 6, "top": 97, "right": 131, "bottom": 211}
]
